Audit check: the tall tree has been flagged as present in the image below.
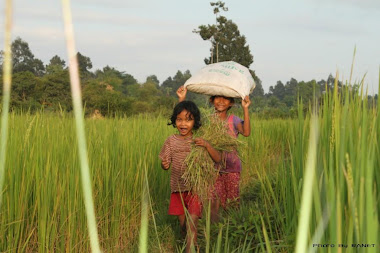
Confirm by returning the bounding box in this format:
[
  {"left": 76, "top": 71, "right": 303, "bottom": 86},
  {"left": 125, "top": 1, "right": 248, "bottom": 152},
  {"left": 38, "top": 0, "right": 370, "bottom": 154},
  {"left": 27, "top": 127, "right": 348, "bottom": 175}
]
[
  {"left": 11, "top": 71, "right": 38, "bottom": 102},
  {"left": 10, "top": 71, "right": 43, "bottom": 110},
  {"left": 252, "top": 79, "right": 264, "bottom": 98},
  {"left": 120, "top": 73, "right": 138, "bottom": 95},
  {"left": 46, "top": 55, "right": 66, "bottom": 74},
  {"left": 94, "top": 66, "right": 137, "bottom": 94},
  {"left": 194, "top": 2, "right": 258, "bottom": 79},
  {"left": 269, "top": 81, "right": 285, "bottom": 100},
  {"left": 196, "top": 1, "right": 228, "bottom": 64},
  {"left": 94, "top": 65, "right": 123, "bottom": 91},
  {"left": 40, "top": 69, "right": 72, "bottom": 110},
  {"left": 194, "top": 2, "right": 252, "bottom": 66},
  {"left": 121, "top": 73, "right": 137, "bottom": 87},
  {"left": 48, "top": 55, "right": 66, "bottom": 67},
  {"left": 146, "top": 75, "right": 160, "bottom": 87},
  {"left": 161, "top": 70, "right": 192, "bottom": 97},
  {"left": 0, "top": 37, "right": 45, "bottom": 76},
  {"left": 250, "top": 76, "right": 266, "bottom": 112},
  {"left": 284, "top": 78, "right": 298, "bottom": 97},
  {"left": 76, "top": 52, "right": 93, "bottom": 74}
]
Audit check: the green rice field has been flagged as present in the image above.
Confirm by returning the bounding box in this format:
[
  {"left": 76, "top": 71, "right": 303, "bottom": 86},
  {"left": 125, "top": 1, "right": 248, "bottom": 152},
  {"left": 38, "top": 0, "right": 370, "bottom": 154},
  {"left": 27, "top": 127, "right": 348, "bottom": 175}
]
[{"left": 0, "top": 84, "right": 379, "bottom": 252}]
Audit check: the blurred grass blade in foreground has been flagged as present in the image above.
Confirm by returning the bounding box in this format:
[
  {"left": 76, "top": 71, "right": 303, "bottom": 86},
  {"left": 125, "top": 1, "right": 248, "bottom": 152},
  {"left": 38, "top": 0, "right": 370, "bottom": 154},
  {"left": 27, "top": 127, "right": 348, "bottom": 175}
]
[
  {"left": 295, "top": 113, "right": 319, "bottom": 253},
  {"left": 61, "top": 0, "right": 101, "bottom": 251},
  {"left": 0, "top": 0, "right": 13, "bottom": 209}
]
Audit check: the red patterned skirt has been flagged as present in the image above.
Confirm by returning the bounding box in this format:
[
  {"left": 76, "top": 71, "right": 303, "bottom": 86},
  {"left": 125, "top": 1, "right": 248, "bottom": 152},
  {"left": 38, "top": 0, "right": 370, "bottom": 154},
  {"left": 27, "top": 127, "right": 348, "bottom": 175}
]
[{"left": 212, "top": 172, "right": 241, "bottom": 208}]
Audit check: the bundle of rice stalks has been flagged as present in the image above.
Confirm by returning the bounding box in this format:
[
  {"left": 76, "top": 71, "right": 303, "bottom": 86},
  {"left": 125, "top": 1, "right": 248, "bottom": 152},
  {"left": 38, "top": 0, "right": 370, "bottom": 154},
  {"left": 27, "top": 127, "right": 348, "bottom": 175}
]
[{"left": 182, "top": 109, "right": 244, "bottom": 201}]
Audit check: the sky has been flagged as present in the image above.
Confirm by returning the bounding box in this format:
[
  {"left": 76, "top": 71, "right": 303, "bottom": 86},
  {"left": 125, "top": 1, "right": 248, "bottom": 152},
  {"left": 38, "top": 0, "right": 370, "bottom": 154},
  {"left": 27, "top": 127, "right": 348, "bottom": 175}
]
[{"left": 1, "top": 0, "right": 379, "bottom": 94}]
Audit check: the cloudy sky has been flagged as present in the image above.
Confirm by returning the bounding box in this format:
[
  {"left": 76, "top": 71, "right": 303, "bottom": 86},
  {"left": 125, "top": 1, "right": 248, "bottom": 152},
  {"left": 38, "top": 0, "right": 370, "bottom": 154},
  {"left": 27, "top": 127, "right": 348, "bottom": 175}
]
[{"left": 1, "top": 0, "right": 379, "bottom": 94}]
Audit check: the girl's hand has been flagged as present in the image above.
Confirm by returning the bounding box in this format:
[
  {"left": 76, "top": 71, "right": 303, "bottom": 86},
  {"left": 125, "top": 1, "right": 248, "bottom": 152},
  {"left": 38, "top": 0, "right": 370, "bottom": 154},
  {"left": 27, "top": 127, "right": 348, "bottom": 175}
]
[
  {"left": 161, "top": 160, "right": 170, "bottom": 170},
  {"left": 176, "top": 86, "right": 187, "bottom": 102},
  {"left": 194, "top": 138, "right": 209, "bottom": 148},
  {"left": 242, "top": 96, "right": 251, "bottom": 108},
  {"left": 195, "top": 138, "right": 222, "bottom": 163}
]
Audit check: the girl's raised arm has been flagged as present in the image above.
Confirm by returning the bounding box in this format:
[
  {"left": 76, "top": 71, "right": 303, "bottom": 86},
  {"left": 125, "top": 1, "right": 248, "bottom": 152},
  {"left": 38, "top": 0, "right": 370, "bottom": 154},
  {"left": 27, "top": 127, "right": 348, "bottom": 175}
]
[
  {"left": 237, "top": 96, "right": 251, "bottom": 137},
  {"left": 176, "top": 86, "right": 187, "bottom": 102}
]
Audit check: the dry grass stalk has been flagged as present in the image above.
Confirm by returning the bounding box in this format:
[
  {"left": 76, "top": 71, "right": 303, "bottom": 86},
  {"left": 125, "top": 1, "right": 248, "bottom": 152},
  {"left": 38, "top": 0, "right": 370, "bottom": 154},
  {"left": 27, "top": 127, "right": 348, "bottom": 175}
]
[{"left": 182, "top": 109, "right": 243, "bottom": 201}]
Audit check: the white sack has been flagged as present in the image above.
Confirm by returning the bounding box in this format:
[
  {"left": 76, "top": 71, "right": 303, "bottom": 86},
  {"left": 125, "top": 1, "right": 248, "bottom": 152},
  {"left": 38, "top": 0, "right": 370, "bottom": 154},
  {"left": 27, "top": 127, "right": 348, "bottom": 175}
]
[{"left": 184, "top": 61, "right": 255, "bottom": 99}]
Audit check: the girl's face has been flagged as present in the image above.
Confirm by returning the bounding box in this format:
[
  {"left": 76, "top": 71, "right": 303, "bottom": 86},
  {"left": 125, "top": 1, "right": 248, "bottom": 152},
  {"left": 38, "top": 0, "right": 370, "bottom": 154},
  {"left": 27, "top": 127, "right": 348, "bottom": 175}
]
[
  {"left": 175, "top": 109, "right": 195, "bottom": 137},
  {"left": 212, "top": 96, "right": 233, "bottom": 112}
]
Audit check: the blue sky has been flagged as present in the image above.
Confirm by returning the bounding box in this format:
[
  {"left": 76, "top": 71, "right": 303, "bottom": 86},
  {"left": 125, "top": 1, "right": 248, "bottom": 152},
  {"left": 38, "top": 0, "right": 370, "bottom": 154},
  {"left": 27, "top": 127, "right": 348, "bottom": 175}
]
[{"left": 1, "top": 0, "right": 379, "bottom": 94}]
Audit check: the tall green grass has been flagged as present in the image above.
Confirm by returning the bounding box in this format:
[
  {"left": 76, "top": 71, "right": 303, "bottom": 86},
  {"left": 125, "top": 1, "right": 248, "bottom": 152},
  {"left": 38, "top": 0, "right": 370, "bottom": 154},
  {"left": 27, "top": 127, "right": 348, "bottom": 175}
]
[
  {"left": 0, "top": 111, "right": 293, "bottom": 251},
  {"left": 0, "top": 78, "right": 378, "bottom": 252},
  {"left": 252, "top": 80, "right": 379, "bottom": 252},
  {"left": 0, "top": 114, "right": 174, "bottom": 251}
]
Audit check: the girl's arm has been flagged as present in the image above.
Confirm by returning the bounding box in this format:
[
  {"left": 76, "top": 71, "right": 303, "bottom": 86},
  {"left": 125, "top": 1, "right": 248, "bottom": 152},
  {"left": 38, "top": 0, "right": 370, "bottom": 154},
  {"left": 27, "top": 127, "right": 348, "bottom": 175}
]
[
  {"left": 194, "top": 138, "right": 222, "bottom": 163},
  {"left": 237, "top": 96, "right": 251, "bottom": 137},
  {"left": 159, "top": 138, "right": 171, "bottom": 170},
  {"left": 176, "top": 86, "right": 187, "bottom": 102},
  {"left": 161, "top": 160, "right": 170, "bottom": 170}
]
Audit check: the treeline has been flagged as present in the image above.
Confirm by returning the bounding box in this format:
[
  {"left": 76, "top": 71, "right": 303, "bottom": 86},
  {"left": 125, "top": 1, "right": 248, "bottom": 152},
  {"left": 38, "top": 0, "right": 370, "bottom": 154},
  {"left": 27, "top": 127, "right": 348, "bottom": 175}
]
[{"left": 0, "top": 37, "right": 377, "bottom": 118}]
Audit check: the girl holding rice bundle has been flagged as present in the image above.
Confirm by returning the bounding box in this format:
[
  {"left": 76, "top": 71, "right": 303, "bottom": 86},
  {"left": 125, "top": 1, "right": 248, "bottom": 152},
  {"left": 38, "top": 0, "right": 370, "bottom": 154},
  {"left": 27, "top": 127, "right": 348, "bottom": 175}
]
[
  {"left": 177, "top": 86, "right": 251, "bottom": 222},
  {"left": 159, "top": 101, "right": 221, "bottom": 252}
]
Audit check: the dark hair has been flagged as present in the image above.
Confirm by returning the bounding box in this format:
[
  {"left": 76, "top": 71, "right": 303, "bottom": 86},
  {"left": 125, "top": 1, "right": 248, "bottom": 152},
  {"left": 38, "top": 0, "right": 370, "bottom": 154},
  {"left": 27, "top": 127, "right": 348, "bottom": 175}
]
[
  {"left": 209, "top": 95, "right": 235, "bottom": 104},
  {"left": 168, "top": 101, "right": 201, "bottom": 130},
  {"left": 209, "top": 96, "right": 235, "bottom": 111}
]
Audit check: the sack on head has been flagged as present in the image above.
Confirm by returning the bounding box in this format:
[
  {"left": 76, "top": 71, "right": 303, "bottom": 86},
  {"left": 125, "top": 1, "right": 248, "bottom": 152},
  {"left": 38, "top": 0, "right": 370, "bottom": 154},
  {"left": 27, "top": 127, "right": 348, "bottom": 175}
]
[{"left": 184, "top": 61, "right": 256, "bottom": 99}]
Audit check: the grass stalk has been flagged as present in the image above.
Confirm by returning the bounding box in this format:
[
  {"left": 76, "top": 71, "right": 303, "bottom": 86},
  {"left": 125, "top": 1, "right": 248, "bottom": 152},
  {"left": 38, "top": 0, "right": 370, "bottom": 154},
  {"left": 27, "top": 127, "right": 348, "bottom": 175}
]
[
  {"left": 139, "top": 163, "right": 149, "bottom": 253},
  {"left": 0, "top": 0, "right": 13, "bottom": 209},
  {"left": 61, "top": 0, "right": 101, "bottom": 251},
  {"left": 295, "top": 113, "right": 318, "bottom": 253}
]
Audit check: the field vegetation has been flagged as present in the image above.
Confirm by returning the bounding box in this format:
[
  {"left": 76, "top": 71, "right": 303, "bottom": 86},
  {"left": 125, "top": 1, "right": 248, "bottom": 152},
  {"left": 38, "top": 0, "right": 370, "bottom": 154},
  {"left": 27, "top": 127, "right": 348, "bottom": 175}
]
[{"left": 0, "top": 79, "right": 378, "bottom": 252}]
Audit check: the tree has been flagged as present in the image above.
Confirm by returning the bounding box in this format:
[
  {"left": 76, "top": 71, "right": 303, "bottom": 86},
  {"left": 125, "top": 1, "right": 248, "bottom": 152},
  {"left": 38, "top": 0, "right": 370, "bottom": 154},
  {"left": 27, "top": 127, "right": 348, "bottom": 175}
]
[
  {"left": 94, "top": 65, "right": 123, "bottom": 91},
  {"left": 0, "top": 37, "right": 45, "bottom": 76},
  {"left": 250, "top": 76, "right": 266, "bottom": 112},
  {"left": 119, "top": 72, "right": 138, "bottom": 95},
  {"left": 297, "top": 80, "right": 314, "bottom": 105},
  {"left": 76, "top": 52, "right": 93, "bottom": 75},
  {"left": 194, "top": 2, "right": 253, "bottom": 69},
  {"left": 121, "top": 73, "right": 137, "bottom": 87},
  {"left": 48, "top": 55, "right": 65, "bottom": 67},
  {"left": 46, "top": 55, "right": 66, "bottom": 74},
  {"left": 82, "top": 80, "right": 132, "bottom": 116},
  {"left": 10, "top": 71, "right": 42, "bottom": 110},
  {"left": 95, "top": 65, "right": 120, "bottom": 78},
  {"left": 251, "top": 77, "right": 264, "bottom": 98},
  {"left": 32, "top": 59, "right": 45, "bottom": 77},
  {"left": 0, "top": 51, "right": 3, "bottom": 67},
  {"left": 146, "top": 75, "right": 160, "bottom": 87},
  {"left": 196, "top": 1, "right": 228, "bottom": 64},
  {"left": 269, "top": 81, "right": 285, "bottom": 100},
  {"left": 161, "top": 70, "right": 192, "bottom": 97},
  {"left": 11, "top": 71, "right": 37, "bottom": 102},
  {"left": 284, "top": 78, "right": 298, "bottom": 98},
  {"left": 139, "top": 82, "right": 161, "bottom": 101},
  {"left": 39, "top": 69, "right": 72, "bottom": 111},
  {"left": 94, "top": 66, "right": 137, "bottom": 94}
]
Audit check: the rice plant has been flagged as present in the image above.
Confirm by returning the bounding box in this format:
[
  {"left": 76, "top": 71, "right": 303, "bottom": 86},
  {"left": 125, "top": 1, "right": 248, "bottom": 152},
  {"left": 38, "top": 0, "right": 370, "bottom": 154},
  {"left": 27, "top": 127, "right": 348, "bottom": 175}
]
[
  {"left": 0, "top": 76, "right": 378, "bottom": 252},
  {"left": 250, "top": 78, "right": 380, "bottom": 252}
]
